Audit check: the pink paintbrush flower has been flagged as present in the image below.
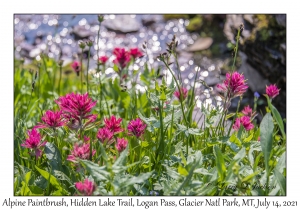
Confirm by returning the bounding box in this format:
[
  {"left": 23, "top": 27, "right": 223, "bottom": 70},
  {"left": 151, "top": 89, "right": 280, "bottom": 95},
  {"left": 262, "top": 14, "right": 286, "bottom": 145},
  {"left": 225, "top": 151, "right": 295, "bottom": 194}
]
[
  {"left": 217, "top": 72, "right": 248, "bottom": 99},
  {"left": 97, "top": 127, "right": 114, "bottom": 144},
  {"left": 104, "top": 115, "right": 123, "bottom": 134},
  {"left": 99, "top": 55, "right": 109, "bottom": 65},
  {"left": 67, "top": 143, "right": 96, "bottom": 163},
  {"left": 241, "top": 105, "right": 252, "bottom": 117},
  {"left": 174, "top": 87, "right": 188, "bottom": 101},
  {"left": 233, "top": 116, "right": 254, "bottom": 131},
  {"left": 21, "top": 128, "right": 47, "bottom": 158},
  {"left": 113, "top": 47, "right": 131, "bottom": 69},
  {"left": 83, "top": 136, "right": 90, "bottom": 142},
  {"left": 55, "top": 93, "right": 97, "bottom": 124},
  {"left": 71, "top": 61, "right": 81, "bottom": 76},
  {"left": 266, "top": 84, "right": 280, "bottom": 99},
  {"left": 75, "top": 179, "right": 96, "bottom": 196},
  {"left": 127, "top": 118, "right": 147, "bottom": 138},
  {"left": 129, "top": 48, "right": 143, "bottom": 59},
  {"left": 35, "top": 110, "right": 66, "bottom": 129},
  {"left": 116, "top": 138, "right": 128, "bottom": 153}
]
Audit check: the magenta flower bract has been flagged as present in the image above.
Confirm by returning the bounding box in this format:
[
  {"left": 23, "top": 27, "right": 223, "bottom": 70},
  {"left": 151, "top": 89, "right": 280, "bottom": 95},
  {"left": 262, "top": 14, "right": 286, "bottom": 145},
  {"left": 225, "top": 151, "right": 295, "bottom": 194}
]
[
  {"left": 71, "top": 61, "right": 81, "bottom": 76},
  {"left": 129, "top": 48, "right": 143, "bottom": 59},
  {"left": 55, "top": 93, "right": 97, "bottom": 123},
  {"left": 266, "top": 84, "right": 280, "bottom": 99},
  {"left": 83, "top": 136, "right": 90, "bottom": 142},
  {"left": 97, "top": 127, "right": 114, "bottom": 144},
  {"left": 233, "top": 116, "right": 254, "bottom": 131},
  {"left": 104, "top": 115, "right": 123, "bottom": 134},
  {"left": 35, "top": 110, "right": 66, "bottom": 129},
  {"left": 241, "top": 105, "right": 252, "bottom": 117},
  {"left": 21, "top": 129, "right": 47, "bottom": 158},
  {"left": 174, "top": 87, "right": 188, "bottom": 100},
  {"left": 128, "top": 118, "right": 147, "bottom": 138},
  {"left": 99, "top": 55, "right": 109, "bottom": 65},
  {"left": 217, "top": 72, "right": 248, "bottom": 99},
  {"left": 67, "top": 143, "right": 96, "bottom": 163},
  {"left": 116, "top": 138, "right": 128, "bottom": 153},
  {"left": 75, "top": 179, "right": 96, "bottom": 196},
  {"left": 113, "top": 47, "right": 131, "bottom": 69}
]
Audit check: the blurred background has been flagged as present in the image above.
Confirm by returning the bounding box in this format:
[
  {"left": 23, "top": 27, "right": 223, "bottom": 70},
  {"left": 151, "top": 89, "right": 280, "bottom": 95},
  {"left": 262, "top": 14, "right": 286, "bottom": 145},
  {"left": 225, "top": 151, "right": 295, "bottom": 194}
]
[{"left": 14, "top": 14, "right": 286, "bottom": 122}]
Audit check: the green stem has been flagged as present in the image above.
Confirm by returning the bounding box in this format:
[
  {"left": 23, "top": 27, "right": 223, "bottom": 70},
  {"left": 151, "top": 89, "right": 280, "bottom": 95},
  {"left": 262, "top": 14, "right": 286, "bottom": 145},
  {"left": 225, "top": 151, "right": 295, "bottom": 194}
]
[
  {"left": 80, "top": 49, "right": 84, "bottom": 94},
  {"left": 227, "top": 96, "right": 243, "bottom": 136},
  {"left": 58, "top": 64, "right": 62, "bottom": 95},
  {"left": 162, "top": 60, "right": 188, "bottom": 126},
  {"left": 232, "top": 26, "right": 242, "bottom": 71},
  {"left": 86, "top": 46, "right": 91, "bottom": 93}
]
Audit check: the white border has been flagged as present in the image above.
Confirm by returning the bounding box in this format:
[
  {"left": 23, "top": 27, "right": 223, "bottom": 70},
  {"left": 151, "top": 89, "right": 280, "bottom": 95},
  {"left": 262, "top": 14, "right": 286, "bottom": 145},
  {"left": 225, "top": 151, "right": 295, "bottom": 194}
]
[{"left": 2, "top": 0, "right": 299, "bottom": 209}]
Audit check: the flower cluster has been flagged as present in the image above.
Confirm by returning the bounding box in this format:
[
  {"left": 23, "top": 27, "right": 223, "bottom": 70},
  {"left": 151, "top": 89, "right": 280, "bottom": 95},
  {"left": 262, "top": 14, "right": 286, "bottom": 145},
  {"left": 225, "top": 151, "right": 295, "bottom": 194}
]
[
  {"left": 266, "top": 84, "right": 280, "bottom": 99},
  {"left": 241, "top": 105, "right": 252, "bottom": 117},
  {"left": 21, "top": 129, "right": 47, "bottom": 158},
  {"left": 217, "top": 72, "right": 248, "bottom": 99},
  {"left": 55, "top": 93, "right": 97, "bottom": 128},
  {"left": 75, "top": 179, "right": 96, "bottom": 196},
  {"left": 127, "top": 118, "right": 147, "bottom": 138},
  {"left": 35, "top": 110, "right": 65, "bottom": 129},
  {"left": 67, "top": 143, "right": 96, "bottom": 163},
  {"left": 97, "top": 127, "right": 114, "bottom": 145},
  {"left": 233, "top": 116, "right": 254, "bottom": 131},
  {"left": 104, "top": 115, "right": 123, "bottom": 134},
  {"left": 113, "top": 47, "right": 143, "bottom": 69},
  {"left": 71, "top": 61, "right": 81, "bottom": 76},
  {"left": 99, "top": 55, "right": 109, "bottom": 65},
  {"left": 174, "top": 87, "right": 188, "bottom": 101},
  {"left": 116, "top": 138, "right": 128, "bottom": 153}
]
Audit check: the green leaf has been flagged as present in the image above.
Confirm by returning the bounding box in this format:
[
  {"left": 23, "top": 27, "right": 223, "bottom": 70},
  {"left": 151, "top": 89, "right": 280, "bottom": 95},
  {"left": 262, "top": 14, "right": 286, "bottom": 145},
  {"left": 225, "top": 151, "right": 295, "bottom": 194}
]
[
  {"left": 260, "top": 113, "right": 274, "bottom": 173},
  {"left": 275, "top": 152, "right": 286, "bottom": 173},
  {"left": 233, "top": 147, "right": 246, "bottom": 161},
  {"left": 35, "top": 166, "right": 68, "bottom": 195},
  {"left": 241, "top": 171, "right": 260, "bottom": 182},
  {"left": 274, "top": 168, "right": 286, "bottom": 195},
  {"left": 159, "top": 91, "right": 166, "bottom": 101},
  {"left": 79, "top": 160, "right": 110, "bottom": 181},
  {"left": 213, "top": 146, "right": 226, "bottom": 181},
  {"left": 44, "top": 142, "right": 62, "bottom": 172},
  {"left": 24, "top": 171, "right": 31, "bottom": 184},
  {"left": 230, "top": 134, "right": 241, "bottom": 147},
  {"left": 178, "top": 165, "right": 189, "bottom": 176},
  {"left": 267, "top": 96, "right": 286, "bottom": 140},
  {"left": 243, "top": 133, "right": 253, "bottom": 143},
  {"left": 175, "top": 151, "right": 203, "bottom": 195},
  {"left": 28, "top": 185, "right": 43, "bottom": 195},
  {"left": 124, "top": 171, "right": 153, "bottom": 187},
  {"left": 113, "top": 146, "right": 129, "bottom": 168}
]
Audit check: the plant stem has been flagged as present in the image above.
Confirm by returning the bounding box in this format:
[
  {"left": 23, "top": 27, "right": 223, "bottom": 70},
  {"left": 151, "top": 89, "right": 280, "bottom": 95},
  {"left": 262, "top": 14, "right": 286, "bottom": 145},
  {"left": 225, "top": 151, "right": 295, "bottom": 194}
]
[
  {"left": 58, "top": 64, "right": 62, "bottom": 95},
  {"left": 86, "top": 46, "right": 91, "bottom": 93},
  {"left": 80, "top": 49, "right": 84, "bottom": 94},
  {"left": 162, "top": 60, "right": 188, "bottom": 126},
  {"left": 232, "top": 25, "right": 242, "bottom": 71}
]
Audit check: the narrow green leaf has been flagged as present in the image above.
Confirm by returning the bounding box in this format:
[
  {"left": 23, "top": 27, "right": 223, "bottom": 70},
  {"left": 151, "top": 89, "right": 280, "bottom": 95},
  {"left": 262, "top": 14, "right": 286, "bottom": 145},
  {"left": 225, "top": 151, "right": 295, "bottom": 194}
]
[
  {"left": 35, "top": 166, "right": 68, "bottom": 195},
  {"left": 260, "top": 113, "right": 274, "bottom": 173},
  {"left": 266, "top": 96, "right": 286, "bottom": 140},
  {"left": 274, "top": 168, "right": 286, "bottom": 195},
  {"left": 241, "top": 171, "right": 260, "bottom": 182},
  {"left": 233, "top": 147, "right": 246, "bottom": 161},
  {"left": 275, "top": 152, "right": 286, "bottom": 173},
  {"left": 213, "top": 146, "right": 226, "bottom": 181}
]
